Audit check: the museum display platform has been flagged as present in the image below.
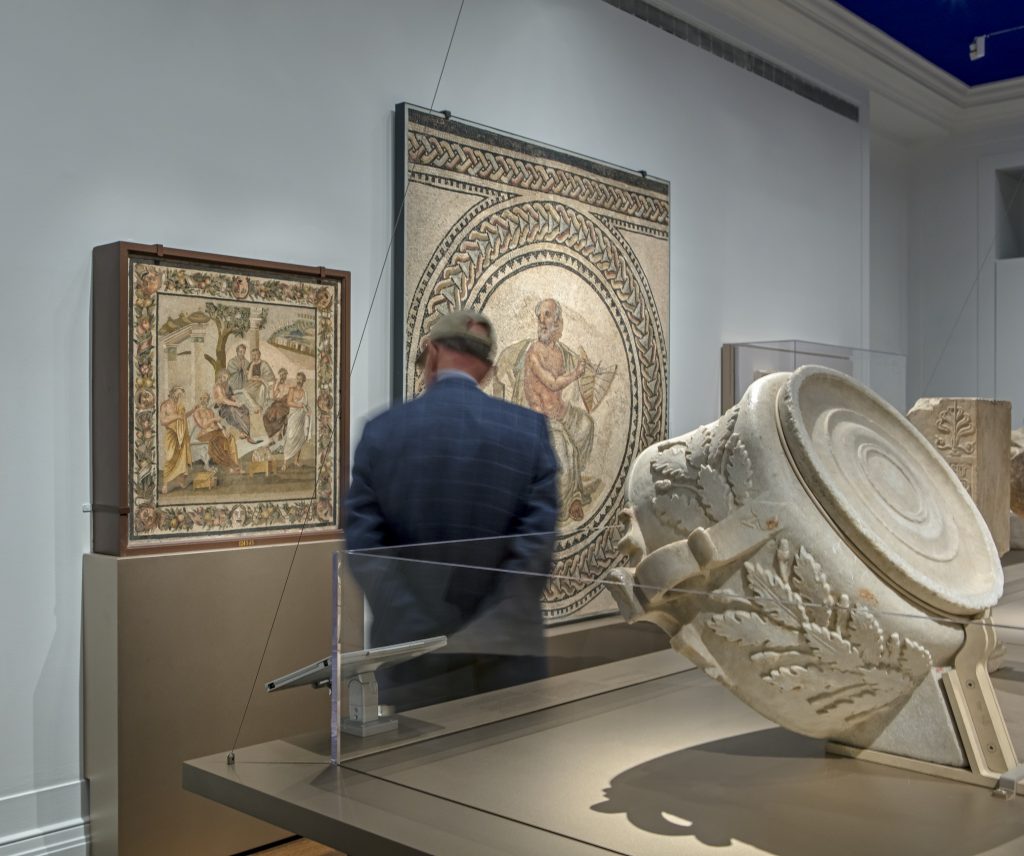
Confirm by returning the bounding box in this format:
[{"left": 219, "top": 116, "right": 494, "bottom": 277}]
[
  {"left": 185, "top": 637, "right": 1024, "bottom": 856},
  {"left": 83, "top": 541, "right": 364, "bottom": 856}
]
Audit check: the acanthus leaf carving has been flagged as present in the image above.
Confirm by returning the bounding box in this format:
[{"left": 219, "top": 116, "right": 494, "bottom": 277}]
[
  {"left": 652, "top": 491, "right": 705, "bottom": 534},
  {"left": 749, "top": 650, "right": 812, "bottom": 669},
  {"left": 707, "top": 406, "right": 738, "bottom": 469},
  {"left": 705, "top": 540, "right": 934, "bottom": 725},
  {"left": 745, "top": 560, "right": 807, "bottom": 629},
  {"left": 649, "top": 405, "right": 752, "bottom": 529},
  {"left": 846, "top": 606, "right": 886, "bottom": 666},
  {"left": 791, "top": 546, "right": 833, "bottom": 626},
  {"left": 650, "top": 446, "right": 688, "bottom": 482},
  {"left": 934, "top": 402, "right": 976, "bottom": 456},
  {"left": 802, "top": 622, "right": 862, "bottom": 671},
  {"left": 897, "top": 638, "right": 933, "bottom": 682},
  {"left": 685, "top": 425, "right": 712, "bottom": 472},
  {"left": 725, "top": 436, "right": 754, "bottom": 504},
  {"left": 707, "top": 611, "right": 803, "bottom": 648},
  {"left": 698, "top": 465, "right": 732, "bottom": 521}
]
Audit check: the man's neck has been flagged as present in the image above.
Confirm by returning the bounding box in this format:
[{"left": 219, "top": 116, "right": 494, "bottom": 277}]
[{"left": 433, "top": 368, "right": 478, "bottom": 385}]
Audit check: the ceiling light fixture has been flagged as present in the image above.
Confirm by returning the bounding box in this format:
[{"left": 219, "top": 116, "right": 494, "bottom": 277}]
[{"left": 969, "top": 23, "right": 1024, "bottom": 61}]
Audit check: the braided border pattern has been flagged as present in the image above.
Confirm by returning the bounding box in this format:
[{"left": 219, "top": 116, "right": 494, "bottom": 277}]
[{"left": 408, "top": 130, "right": 669, "bottom": 225}]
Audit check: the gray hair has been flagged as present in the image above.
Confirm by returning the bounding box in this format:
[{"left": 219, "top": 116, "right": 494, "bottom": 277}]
[{"left": 534, "top": 298, "right": 562, "bottom": 322}]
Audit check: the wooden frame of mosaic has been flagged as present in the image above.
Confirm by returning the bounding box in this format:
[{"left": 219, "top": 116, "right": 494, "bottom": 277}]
[{"left": 92, "top": 241, "right": 349, "bottom": 554}]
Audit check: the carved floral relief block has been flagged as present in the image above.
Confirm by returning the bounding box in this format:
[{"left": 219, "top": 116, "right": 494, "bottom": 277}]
[
  {"left": 91, "top": 243, "right": 350, "bottom": 554},
  {"left": 907, "top": 398, "right": 1010, "bottom": 555},
  {"left": 1010, "top": 427, "right": 1024, "bottom": 526},
  {"left": 394, "top": 104, "right": 670, "bottom": 622}
]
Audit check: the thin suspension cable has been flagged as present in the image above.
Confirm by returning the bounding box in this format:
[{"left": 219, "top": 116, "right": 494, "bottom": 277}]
[
  {"left": 349, "top": 550, "right": 1022, "bottom": 633},
  {"left": 349, "top": 0, "right": 466, "bottom": 375},
  {"left": 229, "top": 1, "right": 468, "bottom": 755},
  {"left": 230, "top": 435, "right": 337, "bottom": 755},
  {"left": 983, "top": 23, "right": 1024, "bottom": 40}
]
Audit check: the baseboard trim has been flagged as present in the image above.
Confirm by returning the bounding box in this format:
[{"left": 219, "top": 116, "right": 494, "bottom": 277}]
[
  {"left": 0, "top": 780, "right": 88, "bottom": 856},
  {"left": 0, "top": 822, "right": 88, "bottom": 856}
]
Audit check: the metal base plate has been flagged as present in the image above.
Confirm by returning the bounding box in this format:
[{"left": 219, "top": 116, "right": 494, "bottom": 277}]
[{"left": 341, "top": 716, "right": 399, "bottom": 738}]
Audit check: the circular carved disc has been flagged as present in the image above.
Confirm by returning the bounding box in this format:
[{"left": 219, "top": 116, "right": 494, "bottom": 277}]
[{"left": 778, "top": 366, "right": 1001, "bottom": 616}]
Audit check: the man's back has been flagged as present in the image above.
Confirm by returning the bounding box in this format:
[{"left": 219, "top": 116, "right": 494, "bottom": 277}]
[
  {"left": 348, "top": 375, "right": 553, "bottom": 551},
  {"left": 344, "top": 374, "right": 559, "bottom": 707}
]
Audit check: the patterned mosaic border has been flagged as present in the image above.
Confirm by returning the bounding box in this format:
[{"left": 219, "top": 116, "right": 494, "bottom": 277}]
[
  {"left": 399, "top": 106, "right": 669, "bottom": 619},
  {"left": 129, "top": 258, "right": 341, "bottom": 545}
]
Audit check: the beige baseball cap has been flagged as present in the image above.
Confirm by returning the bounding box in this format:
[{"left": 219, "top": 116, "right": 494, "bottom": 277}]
[{"left": 422, "top": 309, "right": 496, "bottom": 363}]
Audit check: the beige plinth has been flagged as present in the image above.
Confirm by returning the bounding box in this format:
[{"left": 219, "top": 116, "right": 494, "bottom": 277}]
[
  {"left": 83, "top": 540, "right": 363, "bottom": 856},
  {"left": 908, "top": 397, "right": 1011, "bottom": 555}
]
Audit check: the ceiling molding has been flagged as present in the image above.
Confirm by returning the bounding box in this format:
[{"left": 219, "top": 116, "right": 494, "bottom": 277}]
[
  {"left": 605, "top": 0, "right": 860, "bottom": 121},
  {"left": 962, "top": 77, "right": 1024, "bottom": 135},
  {"left": 674, "top": 0, "right": 1024, "bottom": 140}
]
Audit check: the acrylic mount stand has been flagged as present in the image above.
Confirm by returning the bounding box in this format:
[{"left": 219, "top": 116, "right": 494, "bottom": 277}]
[
  {"left": 826, "top": 616, "right": 1024, "bottom": 799},
  {"left": 264, "top": 553, "right": 446, "bottom": 761}
]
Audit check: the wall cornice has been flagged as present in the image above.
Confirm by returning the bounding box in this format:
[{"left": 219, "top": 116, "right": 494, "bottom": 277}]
[{"left": 669, "top": 0, "right": 1024, "bottom": 140}]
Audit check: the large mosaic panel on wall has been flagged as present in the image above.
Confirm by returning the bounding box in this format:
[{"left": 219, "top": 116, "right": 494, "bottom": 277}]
[
  {"left": 91, "top": 243, "right": 349, "bottom": 554},
  {"left": 394, "top": 105, "right": 670, "bottom": 621}
]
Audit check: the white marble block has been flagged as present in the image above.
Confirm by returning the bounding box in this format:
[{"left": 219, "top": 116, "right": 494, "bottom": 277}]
[
  {"left": 907, "top": 398, "right": 1010, "bottom": 556},
  {"left": 607, "top": 367, "right": 1004, "bottom": 767}
]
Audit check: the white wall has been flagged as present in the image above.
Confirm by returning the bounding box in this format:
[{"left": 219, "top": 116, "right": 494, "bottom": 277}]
[
  {"left": 0, "top": 0, "right": 868, "bottom": 850},
  {"left": 995, "top": 258, "right": 1024, "bottom": 424},
  {"left": 907, "top": 121, "right": 1024, "bottom": 407},
  {"left": 869, "top": 132, "right": 910, "bottom": 357}
]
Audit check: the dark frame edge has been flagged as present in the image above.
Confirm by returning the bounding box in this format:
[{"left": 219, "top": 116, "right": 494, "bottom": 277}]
[
  {"left": 91, "top": 242, "right": 129, "bottom": 555},
  {"left": 391, "top": 102, "right": 409, "bottom": 404},
  {"left": 337, "top": 269, "right": 352, "bottom": 521},
  {"left": 91, "top": 240, "right": 351, "bottom": 556},
  {"left": 721, "top": 344, "right": 736, "bottom": 415}
]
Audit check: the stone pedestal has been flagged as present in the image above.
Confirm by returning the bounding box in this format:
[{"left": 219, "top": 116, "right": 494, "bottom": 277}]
[
  {"left": 84, "top": 540, "right": 363, "bottom": 856},
  {"left": 907, "top": 398, "right": 1010, "bottom": 555}
]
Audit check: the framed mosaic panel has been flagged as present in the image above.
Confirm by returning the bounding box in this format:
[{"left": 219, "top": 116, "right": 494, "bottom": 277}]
[
  {"left": 92, "top": 242, "right": 349, "bottom": 554},
  {"left": 393, "top": 104, "right": 670, "bottom": 622}
]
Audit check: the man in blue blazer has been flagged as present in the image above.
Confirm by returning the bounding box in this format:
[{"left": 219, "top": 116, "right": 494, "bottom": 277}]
[{"left": 344, "top": 309, "right": 559, "bottom": 710}]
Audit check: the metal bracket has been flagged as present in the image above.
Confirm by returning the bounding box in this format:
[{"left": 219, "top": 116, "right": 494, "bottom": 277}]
[
  {"left": 341, "top": 671, "right": 398, "bottom": 737},
  {"left": 942, "top": 616, "right": 1020, "bottom": 796},
  {"left": 829, "top": 615, "right": 1020, "bottom": 799},
  {"left": 995, "top": 763, "right": 1024, "bottom": 800}
]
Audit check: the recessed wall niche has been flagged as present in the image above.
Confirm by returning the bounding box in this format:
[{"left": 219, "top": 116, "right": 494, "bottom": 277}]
[
  {"left": 993, "top": 164, "right": 1024, "bottom": 422},
  {"left": 996, "top": 166, "right": 1024, "bottom": 260}
]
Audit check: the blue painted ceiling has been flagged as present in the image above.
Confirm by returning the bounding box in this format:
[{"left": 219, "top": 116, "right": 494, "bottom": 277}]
[{"left": 833, "top": 1, "right": 1024, "bottom": 87}]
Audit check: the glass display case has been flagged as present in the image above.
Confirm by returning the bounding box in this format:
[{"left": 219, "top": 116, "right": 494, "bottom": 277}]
[{"left": 722, "top": 339, "right": 908, "bottom": 413}]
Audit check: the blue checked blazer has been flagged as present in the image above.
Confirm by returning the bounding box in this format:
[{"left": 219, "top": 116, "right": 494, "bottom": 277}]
[{"left": 343, "top": 374, "right": 559, "bottom": 706}]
